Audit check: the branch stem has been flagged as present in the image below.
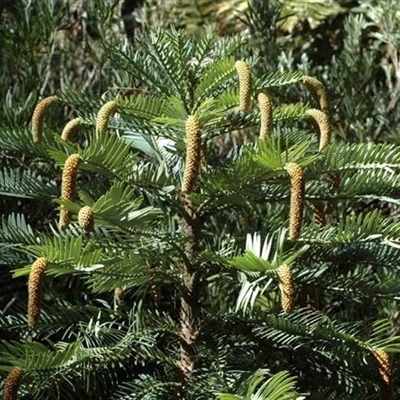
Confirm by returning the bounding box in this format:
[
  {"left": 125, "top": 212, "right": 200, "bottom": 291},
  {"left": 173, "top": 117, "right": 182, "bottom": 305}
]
[{"left": 177, "top": 193, "right": 200, "bottom": 396}]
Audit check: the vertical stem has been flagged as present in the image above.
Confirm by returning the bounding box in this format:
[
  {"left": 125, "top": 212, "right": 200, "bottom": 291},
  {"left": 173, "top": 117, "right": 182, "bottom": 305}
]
[
  {"left": 177, "top": 114, "right": 202, "bottom": 397},
  {"left": 177, "top": 193, "right": 199, "bottom": 395}
]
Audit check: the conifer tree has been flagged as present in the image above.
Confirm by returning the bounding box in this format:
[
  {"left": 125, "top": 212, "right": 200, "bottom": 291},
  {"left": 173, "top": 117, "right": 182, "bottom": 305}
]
[{"left": 1, "top": 2, "right": 400, "bottom": 400}]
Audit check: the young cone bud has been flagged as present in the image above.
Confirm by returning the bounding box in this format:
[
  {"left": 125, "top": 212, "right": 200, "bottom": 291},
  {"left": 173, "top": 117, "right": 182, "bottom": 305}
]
[
  {"left": 31, "top": 95, "right": 58, "bottom": 144},
  {"left": 235, "top": 60, "right": 251, "bottom": 112},
  {"left": 258, "top": 92, "right": 273, "bottom": 139},
  {"left": 78, "top": 206, "right": 94, "bottom": 233},
  {"left": 182, "top": 115, "right": 202, "bottom": 194},
  {"left": 4, "top": 366, "right": 24, "bottom": 400},
  {"left": 373, "top": 348, "right": 391, "bottom": 399},
  {"left": 59, "top": 154, "right": 81, "bottom": 230},
  {"left": 28, "top": 257, "right": 48, "bottom": 329},
  {"left": 277, "top": 264, "right": 295, "bottom": 313},
  {"left": 96, "top": 100, "right": 118, "bottom": 136},
  {"left": 305, "top": 108, "right": 331, "bottom": 151},
  {"left": 285, "top": 163, "right": 305, "bottom": 240},
  {"left": 302, "top": 75, "right": 330, "bottom": 116},
  {"left": 61, "top": 117, "right": 82, "bottom": 141}
]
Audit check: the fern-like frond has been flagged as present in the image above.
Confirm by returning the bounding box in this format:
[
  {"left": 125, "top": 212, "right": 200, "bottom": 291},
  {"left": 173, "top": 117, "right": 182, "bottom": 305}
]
[
  {"left": 0, "top": 167, "right": 58, "bottom": 199},
  {"left": 228, "top": 229, "right": 308, "bottom": 272},
  {"left": 0, "top": 213, "right": 36, "bottom": 246},
  {"left": 15, "top": 236, "right": 103, "bottom": 278},
  {"left": 254, "top": 71, "right": 304, "bottom": 90},
  {"left": 111, "top": 375, "right": 180, "bottom": 400},
  {"left": 255, "top": 308, "right": 368, "bottom": 350},
  {"left": 119, "top": 93, "right": 168, "bottom": 120},
  {"left": 0, "top": 127, "right": 48, "bottom": 155},
  {"left": 318, "top": 142, "right": 400, "bottom": 171},
  {"left": 0, "top": 340, "right": 82, "bottom": 371},
  {"left": 48, "top": 131, "right": 137, "bottom": 180},
  {"left": 55, "top": 89, "right": 104, "bottom": 113},
  {"left": 194, "top": 56, "right": 237, "bottom": 106},
  {"left": 217, "top": 369, "right": 302, "bottom": 400}
]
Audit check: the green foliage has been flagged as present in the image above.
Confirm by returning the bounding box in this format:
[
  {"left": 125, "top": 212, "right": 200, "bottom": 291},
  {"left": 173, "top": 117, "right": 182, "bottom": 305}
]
[{"left": 217, "top": 369, "right": 303, "bottom": 400}]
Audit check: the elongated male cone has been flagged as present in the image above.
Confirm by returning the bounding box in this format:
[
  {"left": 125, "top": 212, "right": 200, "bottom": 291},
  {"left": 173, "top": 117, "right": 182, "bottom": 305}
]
[
  {"left": 305, "top": 108, "right": 331, "bottom": 151},
  {"left": 4, "top": 366, "right": 24, "bottom": 400},
  {"left": 277, "top": 264, "right": 295, "bottom": 313},
  {"left": 302, "top": 75, "right": 330, "bottom": 116},
  {"left": 96, "top": 100, "right": 118, "bottom": 136},
  {"left": 375, "top": 349, "right": 391, "bottom": 384},
  {"left": 374, "top": 348, "right": 392, "bottom": 400},
  {"left": 61, "top": 154, "right": 81, "bottom": 200},
  {"left": 31, "top": 95, "right": 58, "bottom": 144},
  {"left": 258, "top": 92, "right": 273, "bottom": 139},
  {"left": 78, "top": 206, "right": 94, "bottom": 233},
  {"left": 285, "top": 163, "right": 305, "bottom": 240},
  {"left": 59, "top": 154, "right": 81, "bottom": 230},
  {"left": 28, "top": 257, "right": 48, "bottom": 329},
  {"left": 182, "top": 115, "right": 202, "bottom": 193},
  {"left": 61, "top": 117, "right": 82, "bottom": 141},
  {"left": 235, "top": 60, "right": 251, "bottom": 112}
]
